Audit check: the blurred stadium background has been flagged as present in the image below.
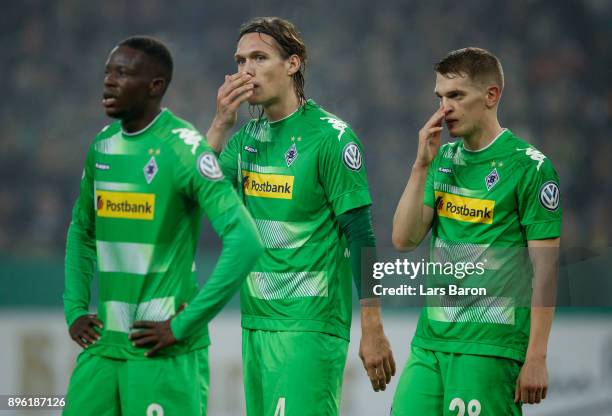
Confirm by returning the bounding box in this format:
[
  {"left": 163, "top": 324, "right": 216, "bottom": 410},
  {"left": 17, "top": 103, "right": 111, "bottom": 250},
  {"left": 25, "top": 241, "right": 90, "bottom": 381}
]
[{"left": 0, "top": 1, "right": 610, "bottom": 415}]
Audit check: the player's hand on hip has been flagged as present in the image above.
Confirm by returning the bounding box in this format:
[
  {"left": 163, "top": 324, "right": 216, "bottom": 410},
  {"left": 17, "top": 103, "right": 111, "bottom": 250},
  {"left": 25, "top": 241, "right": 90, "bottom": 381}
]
[
  {"left": 69, "top": 314, "right": 103, "bottom": 348},
  {"left": 514, "top": 356, "right": 548, "bottom": 404},
  {"left": 415, "top": 105, "right": 446, "bottom": 169},
  {"left": 130, "top": 303, "right": 186, "bottom": 357},
  {"left": 212, "top": 72, "right": 254, "bottom": 132},
  {"left": 359, "top": 325, "right": 396, "bottom": 392}
]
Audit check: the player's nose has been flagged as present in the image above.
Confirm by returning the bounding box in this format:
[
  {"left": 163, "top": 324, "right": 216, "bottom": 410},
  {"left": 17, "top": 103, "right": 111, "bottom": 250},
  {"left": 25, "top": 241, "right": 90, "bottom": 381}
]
[
  {"left": 440, "top": 97, "right": 448, "bottom": 110},
  {"left": 240, "top": 60, "right": 255, "bottom": 77},
  {"left": 104, "top": 72, "right": 117, "bottom": 88},
  {"left": 440, "top": 99, "right": 453, "bottom": 114}
]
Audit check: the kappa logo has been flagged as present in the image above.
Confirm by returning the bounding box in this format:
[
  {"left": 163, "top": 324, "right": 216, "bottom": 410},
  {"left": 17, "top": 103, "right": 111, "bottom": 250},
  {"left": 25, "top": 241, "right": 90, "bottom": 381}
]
[
  {"left": 95, "top": 190, "right": 155, "bottom": 220},
  {"left": 343, "top": 142, "right": 362, "bottom": 171},
  {"left": 438, "top": 167, "right": 453, "bottom": 175},
  {"left": 144, "top": 156, "right": 158, "bottom": 184},
  {"left": 485, "top": 168, "right": 500, "bottom": 191},
  {"left": 244, "top": 145, "right": 257, "bottom": 154},
  {"left": 539, "top": 181, "right": 559, "bottom": 211},
  {"left": 285, "top": 143, "right": 298, "bottom": 166},
  {"left": 435, "top": 191, "right": 495, "bottom": 224},
  {"left": 95, "top": 162, "right": 111, "bottom": 171},
  {"left": 172, "top": 128, "right": 202, "bottom": 155},
  {"left": 197, "top": 152, "right": 223, "bottom": 180},
  {"left": 320, "top": 117, "right": 348, "bottom": 140},
  {"left": 517, "top": 147, "right": 546, "bottom": 171}
]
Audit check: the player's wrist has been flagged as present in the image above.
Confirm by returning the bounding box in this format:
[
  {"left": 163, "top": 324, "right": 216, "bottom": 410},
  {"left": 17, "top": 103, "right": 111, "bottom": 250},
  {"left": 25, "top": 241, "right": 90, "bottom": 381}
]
[
  {"left": 360, "top": 303, "right": 383, "bottom": 330},
  {"left": 411, "top": 161, "right": 430, "bottom": 172},
  {"left": 525, "top": 351, "right": 547, "bottom": 361},
  {"left": 211, "top": 115, "right": 234, "bottom": 132}
]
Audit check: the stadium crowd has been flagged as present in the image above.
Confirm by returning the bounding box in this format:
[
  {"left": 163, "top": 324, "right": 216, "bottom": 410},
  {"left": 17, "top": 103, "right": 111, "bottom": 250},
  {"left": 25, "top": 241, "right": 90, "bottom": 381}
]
[{"left": 1, "top": 0, "right": 610, "bottom": 257}]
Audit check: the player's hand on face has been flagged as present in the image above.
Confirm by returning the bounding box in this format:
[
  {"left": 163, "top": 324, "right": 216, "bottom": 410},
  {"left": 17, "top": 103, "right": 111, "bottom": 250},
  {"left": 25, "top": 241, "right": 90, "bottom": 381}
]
[
  {"left": 359, "top": 325, "right": 396, "bottom": 392},
  {"left": 130, "top": 303, "right": 186, "bottom": 357},
  {"left": 69, "top": 314, "right": 103, "bottom": 348},
  {"left": 414, "top": 104, "right": 446, "bottom": 169},
  {"left": 514, "top": 356, "right": 548, "bottom": 405},
  {"left": 212, "top": 72, "right": 254, "bottom": 132}
]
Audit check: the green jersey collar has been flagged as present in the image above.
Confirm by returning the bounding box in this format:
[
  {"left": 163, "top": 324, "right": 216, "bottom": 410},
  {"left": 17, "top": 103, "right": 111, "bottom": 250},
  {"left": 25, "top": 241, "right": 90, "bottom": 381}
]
[
  {"left": 462, "top": 128, "right": 508, "bottom": 154},
  {"left": 121, "top": 108, "right": 170, "bottom": 137},
  {"left": 267, "top": 99, "right": 316, "bottom": 127}
]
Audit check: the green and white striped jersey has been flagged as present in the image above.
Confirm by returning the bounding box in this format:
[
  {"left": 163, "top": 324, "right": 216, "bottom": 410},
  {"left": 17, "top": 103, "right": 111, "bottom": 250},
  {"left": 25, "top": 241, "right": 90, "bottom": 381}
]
[
  {"left": 219, "top": 100, "right": 372, "bottom": 340},
  {"left": 64, "top": 109, "right": 242, "bottom": 359},
  {"left": 413, "top": 129, "right": 562, "bottom": 361}
]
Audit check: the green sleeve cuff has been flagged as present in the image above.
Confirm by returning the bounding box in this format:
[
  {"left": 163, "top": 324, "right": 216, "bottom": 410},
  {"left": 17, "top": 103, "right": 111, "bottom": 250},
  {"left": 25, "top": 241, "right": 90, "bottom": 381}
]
[
  {"left": 525, "top": 221, "right": 561, "bottom": 240},
  {"left": 331, "top": 189, "right": 372, "bottom": 216},
  {"left": 170, "top": 315, "right": 188, "bottom": 341},
  {"left": 65, "top": 310, "right": 90, "bottom": 328}
]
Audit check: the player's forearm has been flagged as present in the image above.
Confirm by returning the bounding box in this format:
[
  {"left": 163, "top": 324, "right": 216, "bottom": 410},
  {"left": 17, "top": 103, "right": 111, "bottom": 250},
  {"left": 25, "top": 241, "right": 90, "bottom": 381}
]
[
  {"left": 171, "top": 204, "right": 263, "bottom": 340},
  {"left": 392, "top": 164, "right": 429, "bottom": 251},
  {"left": 63, "top": 221, "right": 96, "bottom": 327},
  {"left": 205, "top": 118, "right": 232, "bottom": 153},
  {"left": 360, "top": 301, "right": 383, "bottom": 330},
  {"left": 526, "top": 239, "right": 559, "bottom": 359},
  {"left": 526, "top": 307, "right": 554, "bottom": 360}
]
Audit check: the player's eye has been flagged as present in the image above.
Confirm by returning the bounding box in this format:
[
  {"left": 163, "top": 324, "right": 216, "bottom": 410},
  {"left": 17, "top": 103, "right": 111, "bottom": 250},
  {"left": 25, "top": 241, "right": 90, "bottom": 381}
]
[
  {"left": 254, "top": 55, "right": 266, "bottom": 62},
  {"left": 236, "top": 58, "right": 245, "bottom": 65}
]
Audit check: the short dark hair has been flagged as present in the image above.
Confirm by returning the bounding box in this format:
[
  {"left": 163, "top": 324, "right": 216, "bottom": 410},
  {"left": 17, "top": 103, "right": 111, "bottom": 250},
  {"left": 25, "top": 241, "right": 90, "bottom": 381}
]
[
  {"left": 239, "top": 17, "right": 308, "bottom": 104},
  {"left": 117, "top": 36, "right": 173, "bottom": 89},
  {"left": 435, "top": 47, "right": 504, "bottom": 90}
]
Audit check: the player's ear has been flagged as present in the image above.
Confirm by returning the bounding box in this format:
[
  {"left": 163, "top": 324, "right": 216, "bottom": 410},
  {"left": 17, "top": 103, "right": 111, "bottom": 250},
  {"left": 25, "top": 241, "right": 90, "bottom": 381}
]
[
  {"left": 485, "top": 85, "right": 502, "bottom": 108},
  {"left": 150, "top": 77, "right": 166, "bottom": 98},
  {"left": 287, "top": 54, "right": 301, "bottom": 76}
]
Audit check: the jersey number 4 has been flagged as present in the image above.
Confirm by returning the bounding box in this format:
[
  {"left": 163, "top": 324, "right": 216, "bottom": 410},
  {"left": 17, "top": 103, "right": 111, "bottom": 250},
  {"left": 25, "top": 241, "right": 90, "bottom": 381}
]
[
  {"left": 147, "top": 403, "right": 164, "bottom": 416},
  {"left": 274, "top": 397, "right": 286, "bottom": 416},
  {"left": 449, "top": 398, "right": 481, "bottom": 416}
]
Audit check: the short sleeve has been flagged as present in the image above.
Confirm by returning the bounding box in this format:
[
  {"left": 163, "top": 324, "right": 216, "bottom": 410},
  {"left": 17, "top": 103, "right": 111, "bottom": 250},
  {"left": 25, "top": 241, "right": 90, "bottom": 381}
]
[
  {"left": 318, "top": 127, "right": 372, "bottom": 216},
  {"left": 516, "top": 153, "right": 562, "bottom": 240},
  {"left": 172, "top": 131, "right": 242, "bottom": 222}
]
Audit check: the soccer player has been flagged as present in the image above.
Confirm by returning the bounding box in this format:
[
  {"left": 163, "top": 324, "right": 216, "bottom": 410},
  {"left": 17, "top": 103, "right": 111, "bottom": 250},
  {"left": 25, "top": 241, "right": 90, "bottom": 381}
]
[
  {"left": 204, "top": 17, "right": 395, "bottom": 416},
  {"left": 391, "top": 48, "right": 561, "bottom": 415},
  {"left": 63, "top": 36, "right": 263, "bottom": 415}
]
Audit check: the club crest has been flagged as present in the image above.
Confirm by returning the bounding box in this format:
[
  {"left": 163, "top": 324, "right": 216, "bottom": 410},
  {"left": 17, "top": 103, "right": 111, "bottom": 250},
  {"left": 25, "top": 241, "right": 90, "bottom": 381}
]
[
  {"left": 144, "top": 157, "right": 158, "bottom": 184},
  {"left": 485, "top": 168, "right": 500, "bottom": 191},
  {"left": 285, "top": 143, "right": 298, "bottom": 166}
]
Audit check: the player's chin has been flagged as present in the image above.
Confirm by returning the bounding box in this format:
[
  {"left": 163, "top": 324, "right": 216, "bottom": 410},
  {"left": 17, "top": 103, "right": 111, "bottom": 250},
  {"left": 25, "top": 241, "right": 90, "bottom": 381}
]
[
  {"left": 448, "top": 128, "right": 460, "bottom": 138},
  {"left": 448, "top": 125, "right": 464, "bottom": 138},
  {"left": 246, "top": 96, "right": 262, "bottom": 106},
  {"left": 104, "top": 107, "right": 124, "bottom": 119}
]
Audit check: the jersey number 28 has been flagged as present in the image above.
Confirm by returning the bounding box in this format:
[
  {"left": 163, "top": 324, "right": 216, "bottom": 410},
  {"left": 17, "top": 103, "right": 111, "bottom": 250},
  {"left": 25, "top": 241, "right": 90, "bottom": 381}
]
[{"left": 449, "top": 398, "right": 481, "bottom": 416}]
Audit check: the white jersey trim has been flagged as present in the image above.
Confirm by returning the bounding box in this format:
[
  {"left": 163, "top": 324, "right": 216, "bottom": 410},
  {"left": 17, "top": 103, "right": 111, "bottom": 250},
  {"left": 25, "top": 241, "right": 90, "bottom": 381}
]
[
  {"left": 121, "top": 108, "right": 167, "bottom": 136},
  {"left": 463, "top": 128, "right": 507, "bottom": 153}
]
